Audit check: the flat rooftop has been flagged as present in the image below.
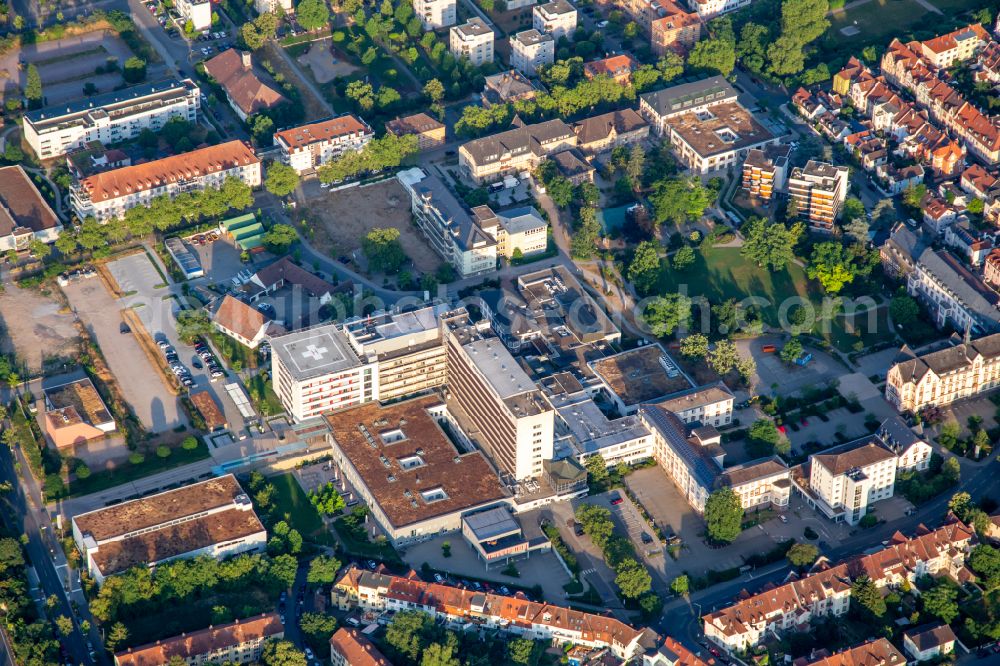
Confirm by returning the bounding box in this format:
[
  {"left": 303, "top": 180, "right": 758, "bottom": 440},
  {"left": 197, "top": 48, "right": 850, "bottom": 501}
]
[
  {"left": 589, "top": 345, "right": 694, "bottom": 407},
  {"left": 45, "top": 378, "right": 113, "bottom": 427},
  {"left": 463, "top": 337, "right": 537, "bottom": 399},
  {"left": 667, "top": 101, "right": 774, "bottom": 159},
  {"left": 464, "top": 506, "right": 521, "bottom": 542},
  {"left": 271, "top": 323, "right": 364, "bottom": 381},
  {"left": 323, "top": 395, "right": 507, "bottom": 529},
  {"left": 73, "top": 474, "right": 248, "bottom": 541}
]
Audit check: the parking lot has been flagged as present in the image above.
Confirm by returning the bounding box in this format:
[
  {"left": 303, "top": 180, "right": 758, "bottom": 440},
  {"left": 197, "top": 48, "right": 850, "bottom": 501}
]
[
  {"left": 62, "top": 269, "right": 185, "bottom": 433},
  {"left": 104, "top": 252, "right": 252, "bottom": 438},
  {"left": 738, "top": 337, "right": 845, "bottom": 398},
  {"left": 182, "top": 234, "right": 248, "bottom": 286}
]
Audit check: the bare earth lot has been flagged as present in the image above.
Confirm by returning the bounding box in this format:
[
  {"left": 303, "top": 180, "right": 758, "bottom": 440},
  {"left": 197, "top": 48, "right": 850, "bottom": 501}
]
[
  {"left": 0, "top": 281, "right": 79, "bottom": 372},
  {"left": 307, "top": 179, "right": 442, "bottom": 274},
  {"left": 297, "top": 39, "right": 359, "bottom": 84}
]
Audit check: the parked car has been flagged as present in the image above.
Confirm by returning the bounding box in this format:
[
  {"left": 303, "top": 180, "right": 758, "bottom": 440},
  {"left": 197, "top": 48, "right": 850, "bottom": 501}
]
[
  {"left": 433, "top": 573, "right": 444, "bottom": 583},
  {"left": 192, "top": 358, "right": 203, "bottom": 369},
  {"left": 120, "top": 322, "right": 131, "bottom": 334},
  {"left": 610, "top": 493, "right": 624, "bottom": 506}
]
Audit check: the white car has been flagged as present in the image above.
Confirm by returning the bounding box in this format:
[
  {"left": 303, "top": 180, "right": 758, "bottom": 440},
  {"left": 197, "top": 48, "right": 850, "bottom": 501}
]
[{"left": 596, "top": 20, "right": 608, "bottom": 27}]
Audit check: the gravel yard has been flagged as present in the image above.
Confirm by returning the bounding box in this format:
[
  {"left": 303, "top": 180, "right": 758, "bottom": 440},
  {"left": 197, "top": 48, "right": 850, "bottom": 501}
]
[{"left": 0, "top": 281, "right": 79, "bottom": 372}]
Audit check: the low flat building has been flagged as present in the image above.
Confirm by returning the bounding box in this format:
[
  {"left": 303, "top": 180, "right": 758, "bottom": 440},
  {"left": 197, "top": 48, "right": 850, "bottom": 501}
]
[
  {"left": 113, "top": 613, "right": 283, "bottom": 666},
  {"left": 903, "top": 623, "right": 958, "bottom": 662},
  {"left": 588, "top": 345, "right": 694, "bottom": 415},
  {"left": 70, "top": 140, "right": 261, "bottom": 221},
  {"left": 190, "top": 391, "right": 227, "bottom": 432},
  {"left": 461, "top": 506, "right": 551, "bottom": 568},
  {"left": 203, "top": 50, "right": 286, "bottom": 121},
  {"left": 23, "top": 78, "right": 200, "bottom": 160},
  {"left": 330, "top": 628, "right": 393, "bottom": 666},
  {"left": 0, "top": 165, "right": 61, "bottom": 252},
  {"left": 43, "top": 377, "right": 116, "bottom": 449},
  {"left": 324, "top": 395, "right": 508, "bottom": 546},
  {"left": 532, "top": 0, "right": 577, "bottom": 41},
  {"left": 787, "top": 160, "right": 851, "bottom": 232},
  {"left": 450, "top": 18, "right": 495, "bottom": 66},
  {"left": 270, "top": 322, "right": 376, "bottom": 422},
  {"left": 887, "top": 332, "right": 1000, "bottom": 412},
  {"left": 510, "top": 29, "right": 555, "bottom": 76},
  {"left": 212, "top": 294, "right": 272, "bottom": 349},
  {"left": 72, "top": 474, "right": 266, "bottom": 585},
  {"left": 386, "top": 113, "right": 446, "bottom": 150},
  {"left": 572, "top": 109, "right": 649, "bottom": 154},
  {"left": 274, "top": 114, "right": 373, "bottom": 174}
]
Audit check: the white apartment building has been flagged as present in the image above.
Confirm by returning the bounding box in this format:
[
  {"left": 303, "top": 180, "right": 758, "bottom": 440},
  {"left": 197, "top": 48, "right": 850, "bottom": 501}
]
[
  {"left": 532, "top": 0, "right": 577, "bottom": 41},
  {"left": 254, "top": 0, "right": 292, "bottom": 14},
  {"left": 787, "top": 160, "right": 850, "bottom": 232},
  {"left": 450, "top": 18, "right": 495, "bottom": 66},
  {"left": 270, "top": 324, "right": 378, "bottom": 422},
  {"left": 687, "top": 0, "right": 751, "bottom": 20},
  {"left": 906, "top": 247, "right": 1000, "bottom": 337},
  {"left": 114, "top": 614, "right": 284, "bottom": 666},
  {"left": 23, "top": 78, "right": 200, "bottom": 160},
  {"left": 71, "top": 475, "right": 266, "bottom": 585},
  {"left": 458, "top": 119, "right": 577, "bottom": 183},
  {"left": 887, "top": 332, "right": 1000, "bottom": 412},
  {"left": 413, "top": 0, "right": 456, "bottom": 29},
  {"left": 652, "top": 383, "right": 734, "bottom": 427},
  {"left": 176, "top": 0, "right": 211, "bottom": 30},
  {"left": 69, "top": 140, "right": 261, "bottom": 221},
  {"left": 510, "top": 29, "right": 555, "bottom": 76},
  {"left": 446, "top": 323, "right": 554, "bottom": 481},
  {"left": 273, "top": 114, "right": 373, "bottom": 174}
]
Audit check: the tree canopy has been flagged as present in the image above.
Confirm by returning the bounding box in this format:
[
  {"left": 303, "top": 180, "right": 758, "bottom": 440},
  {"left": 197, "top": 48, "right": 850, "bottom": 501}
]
[
  {"left": 740, "top": 217, "right": 803, "bottom": 270},
  {"left": 705, "top": 488, "right": 742, "bottom": 543},
  {"left": 265, "top": 162, "right": 300, "bottom": 197},
  {"left": 363, "top": 227, "right": 407, "bottom": 274}
]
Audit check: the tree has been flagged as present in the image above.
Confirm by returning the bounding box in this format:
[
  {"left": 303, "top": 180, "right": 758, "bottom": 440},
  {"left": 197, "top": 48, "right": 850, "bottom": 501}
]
[
  {"left": 422, "top": 642, "right": 460, "bottom": 666},
  {"left": 939, "top": 422, "right": 961, "bottom": 450},
  {"left": 585, "top": 453, "right": 609, "bottom": 485},
  {"left": 780, "top": 337, "right": 803, "bottom": 364},
  {"left": 345, "top": 80, "right": 375, "bottom": 111},
  {"left": 507, "top": 638, "right": 535, "bottom": 665},
  {"left": 24, "top": 64, "right": 42, "bottom": 108},
  {"left": 890, "top": 295, "right": 920, "bottom": 327},
  {"left": 55, "top": 616, "right": 74, "bottom": 637},
  {"left": 571, "top": 210, "right": 601, "bottom": 259},
  {"left": 299, "top": 612, "right": 337, "bottom": 653},
  {"left": 363, "top": 228, "right": 407, "bottom": 274},
  {"left": 707, "top": 339, "right": 740, "bottom": 375},
  {"left": 423, "top": 78, "right": 445, "bottom": 103},
  {"left": 176, "top": 309, "right": 212, "bottom": 343},
  {"left": 297, "top": 0, "right": 330, "bottom": 30},
  {"left": 922, "top": 581, "right": 959, "bottom": 624},
  {"left": 687, "top": 37, "right": 736, "bottom": 76},
  {"left": 28, "top": 239, "right": 50, "bottom": 259},
  {"left": 262, "top": 223, "right": 298, "bottom": 252},
  {"left": 740, "top": 217, "right": 802, "bottom": 270},
  {"left": 546, "top": 176, "right": 574, "bottom": 208},
  {"left": 627, "top": 241, "right": 661, "bottom": 295},
  {"left": 307, "top": 555, "right": 342, "bottom": 585},
  {"left": 787, "top": 542, "right": 819, "bottom": 568},
  {"left": 902, "top": 183, "right": 927, "bottom": 210},
  {"left": 807, "top": 242, "right": 857, "bottom": 294},
  {"left": 0, "top": 539, "right": 24, "bottom": 572},
  {"left": 106, "top": 622, "right": 129, "bottom": 652},
  {"left": 705, "top": 488, "right": 742, "bottom": 543},
  {"left": 942, "top": 456, "right": 961, "bottom": 484},
  {"left": 969, "top": 544, "right": 1000, "bottom": 590},
  {"left": 643, "top": 294, "right": 692, "bottom": 337},
  {"left": 780, "top": 0, "right": 829, "bottom": 45},
  {"left": 615, "top": 558, "right": 652, "bottom": 599},
  {"left": 670, "top": 574, "right": 689, "bottom": 596},
  {"left": 123, "top": 56, "right": 147, "bottom": 84},
  {"left": 265, "top": 162, "right": 300, "bottom": 197},
  {"left": 386, "top": 611, "right": 432, "bottom": 662},
  {"left": 3, "top": 142, "right": 24, "bottom": 163},
  {"left": 851, "top": 575, "right": 886, "bottom": 617},
  {"left": 673, "top": 246, "right": 696, "bottom": 271},
  {"left": 679, "top": 333, "right": 710, "bottom": 359},
  {"left": 650, "top": 178, "right": 712, "bottom": 227},
  {"left": 261, "top": 639, "right": 308, "bottom": 666}
]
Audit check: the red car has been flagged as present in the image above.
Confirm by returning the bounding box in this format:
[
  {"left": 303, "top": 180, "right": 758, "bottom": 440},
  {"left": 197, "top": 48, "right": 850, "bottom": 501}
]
[
  {"left": 777, "top": 425, "right": 787, "bottom": 434},
  {"left": 610, "top": 494, "right": 624, "bottom": 506}
]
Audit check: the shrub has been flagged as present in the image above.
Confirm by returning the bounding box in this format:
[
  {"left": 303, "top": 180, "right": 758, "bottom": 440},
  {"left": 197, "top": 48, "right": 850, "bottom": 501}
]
[
  {"left": 128, "top": 452, "right": 145, "bottom": 465},
  {"left": 75, "top": 463, "right": 91, "bottom": 479},
  {"left": 181, "top": 436, "right": 199, "bottom": 451},
  {"left": 155, "top": 445, "right": 171, "bottom": 459}
]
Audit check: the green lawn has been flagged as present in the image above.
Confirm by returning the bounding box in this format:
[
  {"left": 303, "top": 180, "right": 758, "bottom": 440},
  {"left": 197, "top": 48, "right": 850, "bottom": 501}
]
[
  {"left": 269, "top": 472, "right": 334, "bottom": 545},
  {"left": 821, "top": 303, "right": 897, "bottom": 352},
  {"left": 822, "top": 0, "right": 977, "bottom": 58},
  {"left": 62, "top": 440, "right": 211, "bottom": 499}
]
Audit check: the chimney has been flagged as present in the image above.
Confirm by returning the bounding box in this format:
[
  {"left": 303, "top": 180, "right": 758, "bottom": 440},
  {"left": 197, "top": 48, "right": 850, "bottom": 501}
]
[{"left": 241, "top": 51, "right": 252, "bottom": 70}]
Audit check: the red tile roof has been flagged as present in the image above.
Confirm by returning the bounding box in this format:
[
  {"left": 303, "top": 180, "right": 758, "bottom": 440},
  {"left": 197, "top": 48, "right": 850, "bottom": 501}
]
[
  {"left": 274, "top": 114, "right": 372, "bottom": 150},
  {"left": 213, "top": 294, "right": 269, "bottom": 342},
  {"left": 204, "top": 49, "right": 286, "bottom": 117},
  {"left": 114, "top": 613, "right": 283, "bottom": 666},
  {"left": 330, "top": 628, "right": 393, "bottom": 666}
]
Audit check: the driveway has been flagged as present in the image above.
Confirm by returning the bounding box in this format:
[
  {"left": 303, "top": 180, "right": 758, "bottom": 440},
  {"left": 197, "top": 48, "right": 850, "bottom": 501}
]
[
  {"left": 737, "top": 336, "right": 845, "bottom": 397},
  {"left": 106, "top": 251, "right": 251, "bottom": 439},
  {"left": 62, "top": 273, "right": 185, "bottom": 433}
]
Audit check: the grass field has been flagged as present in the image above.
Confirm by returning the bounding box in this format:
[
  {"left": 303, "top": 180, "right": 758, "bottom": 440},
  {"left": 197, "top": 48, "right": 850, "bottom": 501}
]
[{"left": 269, "top": 472, "right": 334, "bottom": 545}]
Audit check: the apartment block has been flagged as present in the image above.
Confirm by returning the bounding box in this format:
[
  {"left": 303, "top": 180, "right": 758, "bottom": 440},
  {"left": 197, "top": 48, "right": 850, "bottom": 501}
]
[
  {"left": 787, "top": 160, "right": 850, "bottom": 232},
  {"left": 532, "top": 0, "right": 577, "bottom": 41},
  {"left": 114, "top": 614, "right": 283, "bottom": 666},
  {"left": 639, "top": 77, "right": 777, "bottom": 173},
  {"left": 254, "top": 0, "right": 292, "bottom": 13},
  {"left": 72, "top": 475, "right": 266, "bottom": 585},
  {"left": 510, "top": 29, "right": 555, "bottom": 76},
  {"left": 323, "top": 395, "right": 508, "bottom": 545},
  {"left": 330, "top": 629, "right": 393, "bottom": 666},
  {"left": 274, "top": 114, "right": 373, "bottom": 174},
  {"left": 572, "top": 108, "right": 650, "bottom": 154},
  {"left": 687, "top": 0, "right": 750, "bottom": 20},
  {"left": 803, "top": 640, "right": 905, "bottom": 666},
  {"left": 69, "top": 140, "right": 261, "bottom": 221},
  {"left": 704, "top": 520, "right": 975, "bottom": 652},
  {"left": 458, "top": 119, "right": 576, "bottom": 183},
  {"left": 333, "top": 566, "right": 656, "bottom": 660},
  {"left": 741, "top": 145, "right": 791, "bottom": 204},
  {"left": 907, "top": 247, "right": 1000, "bottom": 335},
  {"left": 886, "top": 332, "right": 1000, "bottom": 412},
  {"left": 450, "top": 18, "right": 495, "bottom": 66},
  {"left": 342, "top": 304, "right": 459, "bottom": 403},
  {"left": 413, "top": 0, "right": 457, "bottom": 29},
  {"left": 446, "top": 323, "right": 554, "bottom": 481},
  {"left": 176, "top": 0, "right": 211, "bottom": 30},
  {"left": 23, "top": 78, "right": 200, "bottom": 160},
  {"left": 270, "top": 323, "right": 377, "bottom": 422},
  {"left": 651, "top": 13, "right": 701, "bottom": 55}
]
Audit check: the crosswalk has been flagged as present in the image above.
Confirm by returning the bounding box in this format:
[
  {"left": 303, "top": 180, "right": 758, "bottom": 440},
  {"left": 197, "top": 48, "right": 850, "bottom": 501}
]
[{"left": 580, "top": 568, "right": 596, "bottom": 576}]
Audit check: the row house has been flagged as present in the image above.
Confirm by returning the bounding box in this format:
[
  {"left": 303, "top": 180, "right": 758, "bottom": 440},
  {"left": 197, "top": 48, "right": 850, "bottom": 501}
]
[
  {"left": 944, "top": 219, "right": 993, "bottom": 266},
  {"left": 976, "top": 40, "right": 1000, "bottom": 83},
  {"left": 791, "top": 88, "right": 843, "bottom": 121},
  {"left": 960, "top": 163, "right": 1000, "bottom": 199},
  {"left": 704, "top": 520, "right": 975, "bottom": 653},
  {"left": 845, "top": 130, "right": 888, "bottom": 172},
  {"left": 333, "top": 566, "right": 658, "bottom": 660},
  {"left": 919, "top": 23, "right": 991, "bottom": 68}
]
